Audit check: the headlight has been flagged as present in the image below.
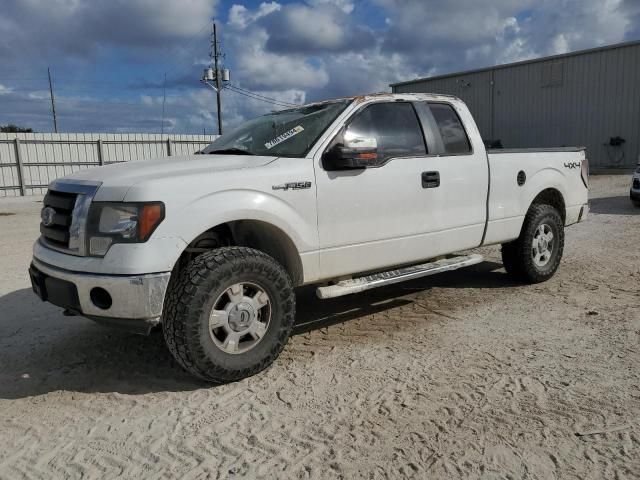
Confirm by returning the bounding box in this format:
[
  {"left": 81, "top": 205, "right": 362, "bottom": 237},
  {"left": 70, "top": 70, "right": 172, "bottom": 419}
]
[{"left": 86, "top": 202, "right": 164, "bottom": 256}]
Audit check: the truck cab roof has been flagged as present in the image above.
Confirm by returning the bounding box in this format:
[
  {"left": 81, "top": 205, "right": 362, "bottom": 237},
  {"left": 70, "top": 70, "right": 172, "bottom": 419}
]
[{"left": 303, "top": 92, "right": 462, "bottom": 109}]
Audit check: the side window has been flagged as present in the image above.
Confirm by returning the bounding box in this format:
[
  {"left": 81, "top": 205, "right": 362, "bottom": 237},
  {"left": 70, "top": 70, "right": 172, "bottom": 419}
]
[
  {"left": 344, "top": 102, "right": 427, "bottom": 162},
  {"left": 428, "top": 103, "right": 471, "bottom": 154}
]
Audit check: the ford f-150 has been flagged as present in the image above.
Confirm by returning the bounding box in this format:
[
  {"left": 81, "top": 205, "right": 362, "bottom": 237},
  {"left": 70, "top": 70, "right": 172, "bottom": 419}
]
[{"left": 29, "top": 93, "right": 590, "bottom": 382}]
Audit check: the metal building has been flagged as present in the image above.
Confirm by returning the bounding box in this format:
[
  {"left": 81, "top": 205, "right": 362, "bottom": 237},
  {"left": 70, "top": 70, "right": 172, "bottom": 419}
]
[{"left": 391, "top": 40, "right": 640, "bottom": 170}]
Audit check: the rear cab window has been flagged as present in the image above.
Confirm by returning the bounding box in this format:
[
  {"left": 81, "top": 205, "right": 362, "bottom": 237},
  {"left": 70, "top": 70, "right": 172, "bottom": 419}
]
[{"left": 427, "top": 103, "right": 472, "bottom": 155}]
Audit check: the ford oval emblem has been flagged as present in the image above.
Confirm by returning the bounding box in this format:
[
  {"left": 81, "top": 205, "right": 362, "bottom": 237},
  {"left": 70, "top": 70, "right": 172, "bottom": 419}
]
[{"left": 41, "top": 206, "right": 56, "bottom": 227}]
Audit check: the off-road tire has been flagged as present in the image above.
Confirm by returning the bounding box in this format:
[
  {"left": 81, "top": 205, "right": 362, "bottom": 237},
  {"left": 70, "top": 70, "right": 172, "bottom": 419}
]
[
  {"left": 501, "top": 204, "right": 564, "bottom": 284},
  {"left": 500, "top": 241, "right": 522, "bottom": 278},
  {"left": 163, "top": 247, "right": 295, "bottom": 383}
]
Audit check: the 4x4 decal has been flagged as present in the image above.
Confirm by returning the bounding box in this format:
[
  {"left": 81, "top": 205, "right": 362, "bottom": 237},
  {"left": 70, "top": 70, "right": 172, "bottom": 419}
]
[{"left": 564, "top": 162, "right": 581, "bottom": 169}]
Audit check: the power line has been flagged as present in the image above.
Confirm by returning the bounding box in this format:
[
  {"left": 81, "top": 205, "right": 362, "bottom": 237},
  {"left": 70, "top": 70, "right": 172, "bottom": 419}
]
[
  {"left": 225, "top": 86, "right": 292, "bottom": 108},
  {"left": 225, "top": 87, "right": 297, "bottom": 108},
  {"left": 226, "top": 83, "right": 300, "bottom": 107},
  {"left": 55, "top": 97, "right": 166, "bottom": 108},
  {"left": 224, "top": 90, "right": 289, "bottom": 109},
  {"left": 1, "top": 77, "right": 301, "bottom": 110}
]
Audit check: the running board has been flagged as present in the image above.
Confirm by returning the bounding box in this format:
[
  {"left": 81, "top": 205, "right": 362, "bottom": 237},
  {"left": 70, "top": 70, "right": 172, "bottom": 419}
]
[{"left": 316, "top": 254, "right": 484, "bottom": 299}]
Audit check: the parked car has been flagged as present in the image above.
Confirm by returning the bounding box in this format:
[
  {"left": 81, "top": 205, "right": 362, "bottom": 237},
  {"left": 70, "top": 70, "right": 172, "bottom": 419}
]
[
  {"left": 29, "top": 93, "right": 590, "bottom": 383},
  {"left": 631, "top": 164, "right": 640, "bottom": 207}
]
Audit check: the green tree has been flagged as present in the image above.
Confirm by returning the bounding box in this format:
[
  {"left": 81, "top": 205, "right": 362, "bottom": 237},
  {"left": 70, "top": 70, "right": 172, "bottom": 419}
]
[{"left": 0, "top": 124, "right": 33, "bottom": 133}]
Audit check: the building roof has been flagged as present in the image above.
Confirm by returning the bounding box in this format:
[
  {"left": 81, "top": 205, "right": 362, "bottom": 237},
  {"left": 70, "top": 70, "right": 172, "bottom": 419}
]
[{"left": 390, "top": 39, "right": 640, "bottom": 88}]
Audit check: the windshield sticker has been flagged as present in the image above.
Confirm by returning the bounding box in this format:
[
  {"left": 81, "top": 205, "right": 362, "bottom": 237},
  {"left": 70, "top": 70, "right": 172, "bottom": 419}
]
[{"left": 265, "top": 126, "right": 305, "bottom": 150}]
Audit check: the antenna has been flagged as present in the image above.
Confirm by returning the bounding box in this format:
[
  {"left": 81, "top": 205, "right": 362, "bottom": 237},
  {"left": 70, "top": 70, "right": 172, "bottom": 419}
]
[
  {"left": 47, "top": 67, "right": 58, "bottom": 133},
  {"left": 161, "top": 72, "right": 167, "bottom": 136}
]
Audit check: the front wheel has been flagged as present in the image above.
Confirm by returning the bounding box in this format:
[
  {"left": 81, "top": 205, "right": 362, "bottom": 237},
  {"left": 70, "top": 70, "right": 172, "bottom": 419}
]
[
  {"left": 501, "top": 204, "right": 565, "bottom": 284},
  {"left": 163, "top": 247, "right": 295, "bottom": 383}
]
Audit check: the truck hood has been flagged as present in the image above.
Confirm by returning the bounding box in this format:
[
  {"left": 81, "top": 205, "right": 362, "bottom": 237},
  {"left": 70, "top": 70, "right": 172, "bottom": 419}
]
[{"left": 58, "top": 154, "right": 278, "bottom": 201}]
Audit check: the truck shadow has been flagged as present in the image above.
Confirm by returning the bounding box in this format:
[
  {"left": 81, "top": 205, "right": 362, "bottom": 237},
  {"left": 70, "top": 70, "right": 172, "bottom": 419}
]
[
  {"left": 293, "top": 260, "right": 509, "bottom": 335},
  {"left": 589, "top": 195, "right": 639, "bottom": 215},
  {"left": 0, "top": 261, "right": 508, "bottom": 398}
]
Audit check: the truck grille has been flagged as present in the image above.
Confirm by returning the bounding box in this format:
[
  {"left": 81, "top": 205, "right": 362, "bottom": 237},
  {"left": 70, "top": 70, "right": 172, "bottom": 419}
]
[
  {"left": 40, "top": 190, "right": 78, "bottom": 249},
  {"left": 633, "top": 178, "right": 640, "bottom": 189}
]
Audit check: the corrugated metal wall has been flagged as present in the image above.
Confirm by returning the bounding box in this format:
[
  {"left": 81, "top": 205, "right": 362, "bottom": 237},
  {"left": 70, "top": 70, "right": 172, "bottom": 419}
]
[
  {"left": 0, "top": 133, "right": 218, "bottom": 197},
  {"left": 393, "top": 42, "right": 640, "bottom": 170},
  {"left": 395, "top": 70, "right": 495, "bottom": 140}
]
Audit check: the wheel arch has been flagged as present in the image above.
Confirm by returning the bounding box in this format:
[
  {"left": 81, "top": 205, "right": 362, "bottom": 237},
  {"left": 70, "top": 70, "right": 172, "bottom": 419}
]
[
  {"left": 529, "top": 187, "right": 566, "bottom": 224},
  {"left": 230, "top": 219, "right": 304, "bottom": 286},
  {"left": 176, "top": 219, "right": 305, "bottom": 286}
]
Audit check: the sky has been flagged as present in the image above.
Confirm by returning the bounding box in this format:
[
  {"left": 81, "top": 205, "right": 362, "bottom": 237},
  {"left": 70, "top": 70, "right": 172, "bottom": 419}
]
[{"left": 0, "top": 0, "right": 639, "bottom": 134}]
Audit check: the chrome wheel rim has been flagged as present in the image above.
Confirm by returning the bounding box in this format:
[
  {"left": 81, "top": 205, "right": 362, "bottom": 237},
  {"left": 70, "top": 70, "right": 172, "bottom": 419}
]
[
  {"left": 208, "top": 282, "right": 271, "bottom": 354},
  {"left": 532, "top": 223, "right": 554, "bottom": 267}
]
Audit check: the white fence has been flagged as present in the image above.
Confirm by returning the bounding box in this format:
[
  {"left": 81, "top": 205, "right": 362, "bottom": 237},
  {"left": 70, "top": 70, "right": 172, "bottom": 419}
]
[{"left": 0, "top": 133, "right": 218, "bottom": 197}]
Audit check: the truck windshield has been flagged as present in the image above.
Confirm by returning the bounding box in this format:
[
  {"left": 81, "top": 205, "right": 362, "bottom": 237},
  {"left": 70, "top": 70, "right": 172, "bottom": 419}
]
[{"left": 202, "top": 99, "right": 352, "bottom": 157}]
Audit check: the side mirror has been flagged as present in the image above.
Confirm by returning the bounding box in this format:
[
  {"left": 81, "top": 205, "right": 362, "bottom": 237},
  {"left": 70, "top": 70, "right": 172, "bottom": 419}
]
[{"left": 324, "top": 136, "right": 379, "bottom": 169}]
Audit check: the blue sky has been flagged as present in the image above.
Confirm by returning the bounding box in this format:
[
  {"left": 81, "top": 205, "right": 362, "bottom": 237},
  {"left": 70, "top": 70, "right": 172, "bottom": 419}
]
[{"left": 1, "top": 0, "right": 639, "bottom": 134}]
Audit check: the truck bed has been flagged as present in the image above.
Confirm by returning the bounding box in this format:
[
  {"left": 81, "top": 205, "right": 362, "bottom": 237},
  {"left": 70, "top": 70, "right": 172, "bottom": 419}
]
[
  {"left": 488, "top": 147, "right": 586, "bottom": 154},
  {"left": 482, "top": 147, "right": 588, "bottom": 245}
]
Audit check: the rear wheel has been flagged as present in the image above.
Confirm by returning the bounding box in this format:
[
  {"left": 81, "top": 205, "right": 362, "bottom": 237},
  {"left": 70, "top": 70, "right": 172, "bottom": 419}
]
[
  {"left": 501, "top": 204, "right": 564, "bottom": 283},
  {"left": 163, "top": 247, "right": 295, "bottom": 383}
]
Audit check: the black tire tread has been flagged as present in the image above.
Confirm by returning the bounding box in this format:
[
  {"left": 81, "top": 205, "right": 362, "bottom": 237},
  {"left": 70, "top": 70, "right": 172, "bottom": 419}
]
[
  {"left": 500, "top": 241, "right": 522, "bottom": 277},
  {"left": 163, "top": 247, "right": 295, "bottom": 383},
  {"left": 501, "top": 204, "right": 565, "bottom": 284}
]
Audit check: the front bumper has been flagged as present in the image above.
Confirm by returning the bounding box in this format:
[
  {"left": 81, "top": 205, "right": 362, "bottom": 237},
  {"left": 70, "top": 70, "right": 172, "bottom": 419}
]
[{"left": 29, "top": 258, "right": 171, "bottom": 333}]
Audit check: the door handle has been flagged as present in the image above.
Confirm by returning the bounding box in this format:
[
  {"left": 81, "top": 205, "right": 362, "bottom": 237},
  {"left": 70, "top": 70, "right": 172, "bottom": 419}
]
[{"left": 422, "top": 171, "right": 440, "bottom": 188}]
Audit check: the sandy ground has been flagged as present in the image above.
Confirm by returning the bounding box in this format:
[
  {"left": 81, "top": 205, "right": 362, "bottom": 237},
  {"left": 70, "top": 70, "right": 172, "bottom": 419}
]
[{"left": 0, "top": 175, "right": 638, "bottom": 479}]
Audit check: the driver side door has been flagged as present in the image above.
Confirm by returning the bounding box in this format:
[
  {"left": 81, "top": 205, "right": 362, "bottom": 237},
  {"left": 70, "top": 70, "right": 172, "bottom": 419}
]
[{"left": 315, "top": 101, "right": 436, "bottom": 279}]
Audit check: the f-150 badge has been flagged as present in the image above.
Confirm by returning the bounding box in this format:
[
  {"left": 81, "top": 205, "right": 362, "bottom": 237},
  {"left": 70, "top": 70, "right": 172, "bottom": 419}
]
[{"left": 272, "top": 181, "right": 312, "bottom": 191}]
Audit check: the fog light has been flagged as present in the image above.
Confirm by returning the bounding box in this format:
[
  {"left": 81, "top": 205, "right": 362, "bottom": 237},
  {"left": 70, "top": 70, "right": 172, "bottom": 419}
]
[
  {"left": 89, "top": 236, "right": 113, "bottom": 256},
  {"left": 90, "top": 287, "right": 112, "bottom": 310}
]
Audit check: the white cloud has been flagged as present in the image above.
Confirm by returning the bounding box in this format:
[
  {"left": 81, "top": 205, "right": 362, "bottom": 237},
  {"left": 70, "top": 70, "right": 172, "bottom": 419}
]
[
  {"left": 228, "top": 2, "right": 281, "bottom": 29},
  {"left": 0, "top": 0, "right": 220, "bottom": 59},
  {"left": 550, "top": 34, "right": 570, "bottom": 55},
  {"left": 373, "top": 0, "right": 637, "bottom": 77},
  {"left": 1, "top": 0, "right": 640, "bottom": 133},
  {"left": 277, "top": 5, "right": 347, "bottom": 50},
  {"left": 307, "top": 0, "right": 355, "bottom": 14},
  {"left": 518, "top": 0, "right": 632, "bottom": 55},
  {"left": 233, "top": 29, "right": 330, "bottom": 89},
  {"left": 258, "top": 2, "right": 374, "bottom": 53},
  {"left": 225, "top": 6, "right": 331, "bottom": 91},
  {"left": 140, "top": 95, "right": 155, "bottom": 106}
]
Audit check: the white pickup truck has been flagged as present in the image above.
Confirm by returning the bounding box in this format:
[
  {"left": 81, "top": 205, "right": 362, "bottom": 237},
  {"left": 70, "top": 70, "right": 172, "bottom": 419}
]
[{"left": 29, "top": 93, "right": 589, "bottom": 382}]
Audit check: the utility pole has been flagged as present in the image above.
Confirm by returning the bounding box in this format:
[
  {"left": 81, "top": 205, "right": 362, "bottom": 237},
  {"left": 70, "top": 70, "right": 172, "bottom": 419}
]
[
  {"left": 47, "top": 67, "right": 58, "bottom": 133},
  {"left": 212, "top": 22, "right": 223, "bottom": 135},
  {"left": 201, "top": 20, "right": 229, "bottom": 134}
]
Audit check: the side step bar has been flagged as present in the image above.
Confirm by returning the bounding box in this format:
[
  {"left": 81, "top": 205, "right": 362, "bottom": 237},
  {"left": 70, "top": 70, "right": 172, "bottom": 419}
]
[{"left": 316, "top": 254, "right": 484, "bottom": 299}]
